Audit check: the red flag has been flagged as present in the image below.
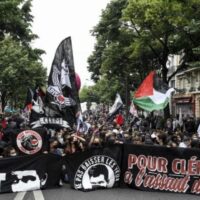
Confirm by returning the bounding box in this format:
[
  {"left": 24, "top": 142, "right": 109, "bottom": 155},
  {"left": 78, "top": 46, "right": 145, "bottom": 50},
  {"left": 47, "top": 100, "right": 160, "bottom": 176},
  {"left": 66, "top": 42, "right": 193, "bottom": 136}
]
[{"left": 134, "top": 71, "right": 154, "bottom": 98}]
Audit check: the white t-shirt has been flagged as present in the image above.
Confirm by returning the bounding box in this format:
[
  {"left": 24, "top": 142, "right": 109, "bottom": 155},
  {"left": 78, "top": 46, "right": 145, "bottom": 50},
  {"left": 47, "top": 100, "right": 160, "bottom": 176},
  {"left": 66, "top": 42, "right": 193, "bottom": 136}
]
[{"left": 179, "top": 142, "right": 187, "bottom": 148}]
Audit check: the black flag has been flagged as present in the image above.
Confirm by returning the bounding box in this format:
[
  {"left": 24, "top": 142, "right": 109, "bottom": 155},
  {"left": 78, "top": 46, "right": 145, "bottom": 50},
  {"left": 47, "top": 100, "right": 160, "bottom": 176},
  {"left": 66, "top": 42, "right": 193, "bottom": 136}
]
[
  {"left": 46, "top": 37, "right": 80, "bottom": 127},
  {"left": 29, "top": 37, "right": 80, "bottom": 129}
]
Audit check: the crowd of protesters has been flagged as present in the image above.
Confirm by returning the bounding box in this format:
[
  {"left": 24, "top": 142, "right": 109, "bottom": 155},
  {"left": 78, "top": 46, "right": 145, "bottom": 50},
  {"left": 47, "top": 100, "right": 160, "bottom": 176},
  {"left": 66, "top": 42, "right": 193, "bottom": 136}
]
[{"left": 0, "top": 107, "right": 200, "bottom": 159}]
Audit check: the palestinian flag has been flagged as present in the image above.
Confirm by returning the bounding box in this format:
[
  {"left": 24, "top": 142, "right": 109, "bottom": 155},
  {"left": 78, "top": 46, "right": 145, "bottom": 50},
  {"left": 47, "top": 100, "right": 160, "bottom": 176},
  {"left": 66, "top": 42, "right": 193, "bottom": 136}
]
[{"left": 132, "top": 71, "right": 174, "bottom": 112}]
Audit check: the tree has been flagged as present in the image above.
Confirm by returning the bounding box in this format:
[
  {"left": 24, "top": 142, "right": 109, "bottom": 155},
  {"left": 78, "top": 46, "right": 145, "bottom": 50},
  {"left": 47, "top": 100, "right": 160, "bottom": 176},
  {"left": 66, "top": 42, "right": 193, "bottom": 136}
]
[
  {"left": 88, "top": 0, "right": 132, "bottom": 82},
  {"left": 185, "top": 20, "right": 200, "bottom": 68},
  {"left": 0, "top": 0, "right": 47, "bottom": 110},
  {"left": 88, "top": 0, "right": 141, "bottom": 102},
  {"left": 79, "top": 76, "right": 123, "bottom": 106},
  {"left": 93, "top": 77, "right": 122, "bottom": 104},
  {"left": 0, "top": 0, "right": 36, "bottom": 42},
  {"left": 88, "top": 0, "right": 158, "bottom": 95},
  {"left": 0, "top": 37, "right": 46, "bottom": 110},
  {"left": 88, "top": 0, "right": 200, "bottom": 117},
  {"left": 79, "top": 86, "right": 94, "bottom": 103},
  {"left": 122, "top": 0, "right": 200, "bottom": 83},
  {"left": 122, "top": 0, "right": 200, "bottom": 117}
]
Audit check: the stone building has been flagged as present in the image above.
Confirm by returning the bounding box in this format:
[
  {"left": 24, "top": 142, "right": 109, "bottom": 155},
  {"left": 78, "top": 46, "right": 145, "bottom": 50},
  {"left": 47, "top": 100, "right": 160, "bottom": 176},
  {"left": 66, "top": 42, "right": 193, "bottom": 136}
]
[
  {"left": 168, "top": 55, "right": 200, "bottom": 118},
  {"left": 172, "top": 67, "right": 200, "bottom": 118}
]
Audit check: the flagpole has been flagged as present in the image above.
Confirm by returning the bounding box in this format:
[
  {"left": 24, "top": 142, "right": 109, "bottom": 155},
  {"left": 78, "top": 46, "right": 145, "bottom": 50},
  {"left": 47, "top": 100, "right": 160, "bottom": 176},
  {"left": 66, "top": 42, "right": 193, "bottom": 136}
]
[
  {"left": 125, "top": 73, "right": 133, "bottom": 121},
  {"left": 125, "top": 75, "right": 129, "bottom": 121}
]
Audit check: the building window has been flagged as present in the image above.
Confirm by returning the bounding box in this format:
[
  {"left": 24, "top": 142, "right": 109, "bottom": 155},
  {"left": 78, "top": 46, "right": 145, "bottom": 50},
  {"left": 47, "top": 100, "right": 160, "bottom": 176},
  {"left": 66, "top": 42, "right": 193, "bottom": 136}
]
[
  {"left": 189, "top": 73, "right": 196, "bottom": 91},
  {"left": 197, "top": 71, "right": 200, "bottom": 82},
  {"left": 180, "top": 78, "right": 183, "bottom": 89}
]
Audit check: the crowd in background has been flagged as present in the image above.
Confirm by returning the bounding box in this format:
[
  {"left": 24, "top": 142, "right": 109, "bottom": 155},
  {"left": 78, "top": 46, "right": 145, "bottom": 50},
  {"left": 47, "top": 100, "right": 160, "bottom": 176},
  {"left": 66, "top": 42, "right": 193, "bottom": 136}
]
[{"left": 0, "top": 106, "right": 200, "bottom": 158}]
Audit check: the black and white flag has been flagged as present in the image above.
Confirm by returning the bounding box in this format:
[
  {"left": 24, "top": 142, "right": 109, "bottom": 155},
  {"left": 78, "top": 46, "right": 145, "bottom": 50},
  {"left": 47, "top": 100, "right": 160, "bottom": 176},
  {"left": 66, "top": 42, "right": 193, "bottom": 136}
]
[
  {"left": 107, "top": 93, "right": 123, "bottom": 120},
  {"left": 45, "top": 37, "right": 80, "bottom": 127}
]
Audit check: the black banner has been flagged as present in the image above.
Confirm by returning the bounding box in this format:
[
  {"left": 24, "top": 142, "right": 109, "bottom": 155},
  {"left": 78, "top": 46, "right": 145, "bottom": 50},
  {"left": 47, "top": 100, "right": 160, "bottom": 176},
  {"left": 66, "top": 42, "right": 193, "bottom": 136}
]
[
  {"left": 123, "top": 144, "right": 200, "bottom": 195},
  {"left": 1, "top": 144, "right": 200, "bottom": 195},
  {"left": 0, "top": 154, "right": 62, "bottom": 193},
  {"left": 65, "top": 145, "right": 122, "bottom": 191}
]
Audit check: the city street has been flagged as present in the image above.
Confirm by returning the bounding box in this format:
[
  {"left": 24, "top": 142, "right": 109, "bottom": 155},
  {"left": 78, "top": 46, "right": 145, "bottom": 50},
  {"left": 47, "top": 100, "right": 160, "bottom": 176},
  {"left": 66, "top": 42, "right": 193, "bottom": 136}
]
[
  {"left": 0, "top": 184, "right": 199, "bottom": 200},
  {"left": 1, "top": 1, "right": 200, "bottom": 199}
]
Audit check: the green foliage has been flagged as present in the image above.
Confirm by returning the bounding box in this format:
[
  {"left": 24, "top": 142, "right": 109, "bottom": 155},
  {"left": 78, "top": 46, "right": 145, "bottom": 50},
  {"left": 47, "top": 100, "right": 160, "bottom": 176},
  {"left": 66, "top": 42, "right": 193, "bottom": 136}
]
[
  {"left": 88, "top": 0, "right": 130, "bottom": 81},
  {"left": 0, "top": 0, "right": 47, "bottom": 110},
  {"left": 86, "top": 0, "right": 200, "bottom": 118},
  {"left": 79, "top": 86, "right": 92, "bottom": 103},
  {"left": 0, "top": 0, "right": 37, "bottom": 42},
  {"left": 87, "top": 0, "right": 157, "bottom": 100},
  {"left": 0, "top": 37, "right": 47, "bottom": 109},
  {"left": 187, "top": 20, "right": 200, "bottom": 68},
  {"left": 122, "top": 0, "right": 200, "bottom": 82},
  {"left": 79, "top": 77, "right": 123, "bottom": 104},
  {"left": 93, "top": 77, "right": 122, "bottom": 103},
  {"left": 88, "top": 0, "right": 200, "bottom": 89},
  {"left": 87, "top": 42, "right": 104, "bottom": 82}
]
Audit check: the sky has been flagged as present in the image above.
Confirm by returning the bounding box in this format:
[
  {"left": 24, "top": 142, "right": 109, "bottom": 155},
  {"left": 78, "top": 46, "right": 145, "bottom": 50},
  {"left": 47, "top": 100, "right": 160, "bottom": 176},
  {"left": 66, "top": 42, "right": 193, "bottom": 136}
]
[{"left": 31, "top": 0, "right": 111, "bottom": 87}]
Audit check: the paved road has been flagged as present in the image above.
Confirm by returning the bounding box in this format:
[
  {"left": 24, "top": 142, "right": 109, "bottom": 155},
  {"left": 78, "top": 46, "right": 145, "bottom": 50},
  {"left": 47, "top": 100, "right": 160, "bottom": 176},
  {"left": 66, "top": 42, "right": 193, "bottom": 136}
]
[{"left": 0, "top": 184, "right": 199, "bottom": 200}]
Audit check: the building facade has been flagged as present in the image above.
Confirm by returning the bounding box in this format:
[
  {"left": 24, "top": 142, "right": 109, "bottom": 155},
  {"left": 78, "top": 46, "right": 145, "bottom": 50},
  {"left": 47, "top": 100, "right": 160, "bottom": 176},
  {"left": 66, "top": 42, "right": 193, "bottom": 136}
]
[
  {"left": 172, "top": 67, "right": 200, "bottom": 118},
  {"left": 167, "top": 54, "right": 200, "bottom": 118}
]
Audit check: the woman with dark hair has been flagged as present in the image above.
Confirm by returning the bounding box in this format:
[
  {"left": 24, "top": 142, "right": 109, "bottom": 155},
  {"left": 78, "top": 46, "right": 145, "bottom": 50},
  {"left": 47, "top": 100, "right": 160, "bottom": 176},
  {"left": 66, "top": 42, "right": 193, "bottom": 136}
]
[{"left": 3, "top": 146, "right": 18, "bottom": 157}]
